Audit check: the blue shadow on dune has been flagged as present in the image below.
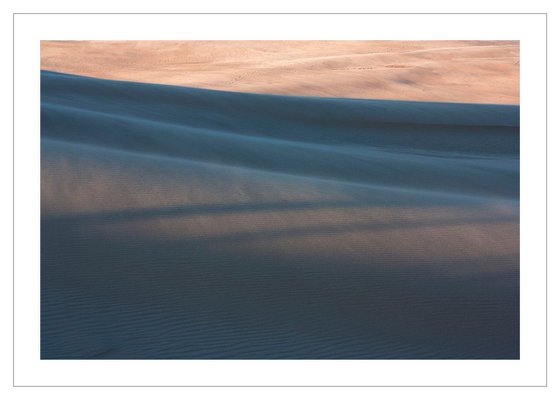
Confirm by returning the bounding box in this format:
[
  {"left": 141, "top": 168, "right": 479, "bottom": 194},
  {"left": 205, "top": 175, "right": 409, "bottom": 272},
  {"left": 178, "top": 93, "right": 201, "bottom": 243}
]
[{"left": 41, "top": 71, "right": 519, "bottom": 359}]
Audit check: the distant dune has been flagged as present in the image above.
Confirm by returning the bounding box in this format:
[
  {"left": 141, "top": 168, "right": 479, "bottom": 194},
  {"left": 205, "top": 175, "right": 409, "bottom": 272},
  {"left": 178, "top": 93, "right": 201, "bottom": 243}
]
[
  {"left": 41, "top": 40, "right": 519, "bottom": 103},
  {"left": 41, "top": 71, "right": 519, "bottom": 359}
]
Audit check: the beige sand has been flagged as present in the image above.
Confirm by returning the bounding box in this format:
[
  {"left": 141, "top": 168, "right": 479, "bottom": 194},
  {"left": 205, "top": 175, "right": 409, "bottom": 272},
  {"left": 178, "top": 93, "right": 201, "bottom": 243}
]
[{"left": 41, "top": 40, "right": 519, "bottom": 104}]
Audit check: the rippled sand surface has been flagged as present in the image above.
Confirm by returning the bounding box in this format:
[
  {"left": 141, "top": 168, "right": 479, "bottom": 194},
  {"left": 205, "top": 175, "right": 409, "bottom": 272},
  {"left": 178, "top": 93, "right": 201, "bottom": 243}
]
[{"left": 41, "top": 71, "right": 519, "bottom": 359}]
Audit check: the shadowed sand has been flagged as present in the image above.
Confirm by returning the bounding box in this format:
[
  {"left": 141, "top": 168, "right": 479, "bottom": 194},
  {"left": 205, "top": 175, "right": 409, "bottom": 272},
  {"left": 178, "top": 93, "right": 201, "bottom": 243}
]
[
  {"left": 41, "top": 71, "right": 519, "bottom": 359},
  {"left": 41, "top": 40, "right": 519, "bottom": 104}
]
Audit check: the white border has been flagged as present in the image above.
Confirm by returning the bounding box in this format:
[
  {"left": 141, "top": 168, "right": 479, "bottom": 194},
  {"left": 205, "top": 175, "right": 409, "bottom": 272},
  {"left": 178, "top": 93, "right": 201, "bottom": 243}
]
[{"left": 13, "top": 14, "right": 547, "bottom": 386}]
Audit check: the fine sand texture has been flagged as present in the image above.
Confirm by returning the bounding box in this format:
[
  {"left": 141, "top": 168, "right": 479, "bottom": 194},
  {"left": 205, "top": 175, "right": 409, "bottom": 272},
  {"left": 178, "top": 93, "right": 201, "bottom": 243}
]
[
  {"left": 41, "top": 71, "right": 519, "bottom": 359},
  {"left": 41, "top": 40, "right": 519, "bottom": 104}
]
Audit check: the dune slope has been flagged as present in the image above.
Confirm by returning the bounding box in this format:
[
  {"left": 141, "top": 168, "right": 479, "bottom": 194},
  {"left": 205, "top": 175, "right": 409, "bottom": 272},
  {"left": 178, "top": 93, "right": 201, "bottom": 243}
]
[
  {"left": 41, "top": 71, "right": 519, "bottom": 359},
  {"left": 41, "top": 40, "right": 520, "bottom": 103}
]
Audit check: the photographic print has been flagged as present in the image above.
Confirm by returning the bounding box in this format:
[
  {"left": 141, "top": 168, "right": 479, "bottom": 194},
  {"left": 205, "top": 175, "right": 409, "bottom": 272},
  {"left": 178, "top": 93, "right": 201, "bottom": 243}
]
[{"left": 40, "top": 40, "right": 520, "bottom": 360}]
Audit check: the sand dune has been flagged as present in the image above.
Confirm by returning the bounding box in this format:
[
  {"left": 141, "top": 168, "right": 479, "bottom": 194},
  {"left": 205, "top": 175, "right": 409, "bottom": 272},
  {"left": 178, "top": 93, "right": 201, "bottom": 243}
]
[
  {"left": 41, "top": 41, "right": 519, "bottom": 103},
  {"left": 41, "top": 71, "right": 519, "bottom": 359}
]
